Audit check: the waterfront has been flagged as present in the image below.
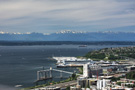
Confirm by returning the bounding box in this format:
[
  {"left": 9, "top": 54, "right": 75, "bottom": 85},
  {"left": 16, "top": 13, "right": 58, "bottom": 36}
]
[{"left": 0, "top": 44, "right": 134, "bottom": 89}]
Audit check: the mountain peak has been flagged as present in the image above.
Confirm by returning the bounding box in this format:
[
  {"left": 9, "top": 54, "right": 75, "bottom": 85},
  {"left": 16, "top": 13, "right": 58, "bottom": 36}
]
[
  {"left": 0, "top": 30, "right": 135, "bottom": 41},
  {"left": 0, "top": 31, "right": 9, "bottom": 34},
  {"left": 55, "top": 30, "right": 86, "bottom": 34}
]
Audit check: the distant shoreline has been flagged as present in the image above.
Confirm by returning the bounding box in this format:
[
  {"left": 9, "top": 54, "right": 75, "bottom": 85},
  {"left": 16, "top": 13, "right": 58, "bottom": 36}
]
[
  {"left": 85, "top": 46, "right": 135, "bottom": 61},
  {"left": 0, "top": 41, "right": 135, "bottom": 46}
]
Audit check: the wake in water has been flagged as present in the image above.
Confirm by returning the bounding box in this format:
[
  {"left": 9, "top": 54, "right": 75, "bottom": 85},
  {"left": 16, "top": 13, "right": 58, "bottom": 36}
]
[{"left": 0, "top": 84, "right": 18, "bottom": 90}]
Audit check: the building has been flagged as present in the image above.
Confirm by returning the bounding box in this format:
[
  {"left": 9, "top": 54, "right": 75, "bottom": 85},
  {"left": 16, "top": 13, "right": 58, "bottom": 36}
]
[
  {"left": 77, "top": 77, "right": 97, "bottom": 88},
  {"left": 126, "top": 65, "right": 135, "bottom": 72},
  {"left": 83, "top": 64, "right": 102, "bottom": 78},
  {"left": 77, "top": 77, "right": 87, "bottom": 88},
  {"left": 83, "top": 64, "right": 92, "bottom": 78},
  {"left": 70, "top": 85, "right": 81, "bottom": 90},
  {"left": 97, "top": 79, "right": 110, "bottom": 90},
  {"left": 89, "top": 64, "right": 103, "bottom": 77}
]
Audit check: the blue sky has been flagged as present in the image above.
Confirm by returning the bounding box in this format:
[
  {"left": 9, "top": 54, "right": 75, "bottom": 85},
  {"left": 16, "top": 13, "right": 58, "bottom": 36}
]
[{"left": 0, "top": 0, "right": 135, "bottom": 33}]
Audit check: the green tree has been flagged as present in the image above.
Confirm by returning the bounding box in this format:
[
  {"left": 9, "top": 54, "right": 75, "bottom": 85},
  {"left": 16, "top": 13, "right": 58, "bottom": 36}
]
[
  {"left": 126, "top": 71, "right": 135, "bottom": 80},
  {"left": 72, "top": 73, "right": 76, "bottom": 80},
  {"left": 66, "top": 86, "right": 70, "bottom": 90}
]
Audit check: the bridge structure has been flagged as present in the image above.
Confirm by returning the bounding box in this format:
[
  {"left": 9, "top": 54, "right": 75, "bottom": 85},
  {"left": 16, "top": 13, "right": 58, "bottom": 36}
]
[{"left": 37, "top": 67, "right": 78, "bottom": 81}]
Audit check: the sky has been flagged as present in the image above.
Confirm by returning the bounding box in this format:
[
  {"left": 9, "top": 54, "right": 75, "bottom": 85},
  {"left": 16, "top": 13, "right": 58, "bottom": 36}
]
[{"left": 0, "top": 0, "right": 135, "bottom": 33}]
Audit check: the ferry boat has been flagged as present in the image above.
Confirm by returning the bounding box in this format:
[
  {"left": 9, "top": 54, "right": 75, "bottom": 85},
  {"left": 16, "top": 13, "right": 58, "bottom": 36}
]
[{"left": 79, "top": 45, "right": 87, "bottom": 47}]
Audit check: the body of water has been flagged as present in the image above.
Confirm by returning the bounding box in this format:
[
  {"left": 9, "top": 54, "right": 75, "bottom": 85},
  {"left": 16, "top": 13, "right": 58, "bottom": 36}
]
[{"left": 0, "top": 44, "right": 134, "bottom": 89}]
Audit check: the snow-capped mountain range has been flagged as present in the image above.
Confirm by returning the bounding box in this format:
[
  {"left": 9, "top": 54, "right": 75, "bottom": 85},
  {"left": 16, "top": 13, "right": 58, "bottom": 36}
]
[{"left": 0, "top": 30, "right": 135, "bottom": 41}]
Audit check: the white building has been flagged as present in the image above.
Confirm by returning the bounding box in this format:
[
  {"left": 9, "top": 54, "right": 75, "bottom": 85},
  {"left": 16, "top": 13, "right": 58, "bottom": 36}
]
[
  {"left": 83, "top": 64, "right": 89, "bottom": 77},
  {"left": 97, "top": 79, "right": 110, "bottom": 90}
]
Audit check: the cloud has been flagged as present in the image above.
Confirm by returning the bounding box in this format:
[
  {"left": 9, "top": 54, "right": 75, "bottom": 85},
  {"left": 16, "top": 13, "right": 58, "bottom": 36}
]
[{"left": 0, "top": 0, "right": 135, "bottom": 33}]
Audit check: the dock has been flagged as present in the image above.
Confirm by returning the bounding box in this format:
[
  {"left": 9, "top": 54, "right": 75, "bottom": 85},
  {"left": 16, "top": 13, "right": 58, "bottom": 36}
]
[{"left": 36, "top": 67, "right": 79, "bottom": 82}]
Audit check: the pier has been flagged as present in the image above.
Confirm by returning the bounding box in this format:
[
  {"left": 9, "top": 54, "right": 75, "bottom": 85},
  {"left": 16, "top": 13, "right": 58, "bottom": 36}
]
[
  {"left": 37, "top": 69, "right": 52, "bottom": 81},
  {"left": 37, "top": 67, "right": 77, "bottom": 81}
]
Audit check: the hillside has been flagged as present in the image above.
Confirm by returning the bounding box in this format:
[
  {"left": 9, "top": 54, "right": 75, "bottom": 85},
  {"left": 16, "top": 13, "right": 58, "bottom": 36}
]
[{"left": 85, "top": 46, "right": 135, "bottom": 60}]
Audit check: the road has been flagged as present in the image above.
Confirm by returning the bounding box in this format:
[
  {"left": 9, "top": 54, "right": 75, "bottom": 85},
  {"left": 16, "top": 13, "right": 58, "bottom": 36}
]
[{"left": 31, "top": 80, "right": 77, "bottom": 90}]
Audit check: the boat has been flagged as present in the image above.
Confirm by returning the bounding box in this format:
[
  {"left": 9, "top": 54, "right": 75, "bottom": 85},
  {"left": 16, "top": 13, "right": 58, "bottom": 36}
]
[
  {"left": 79, "top": 45, "right": 87, "bottom": 47},
  {"left": 15, "top": 85, "right": 22, "bottom": 88}
]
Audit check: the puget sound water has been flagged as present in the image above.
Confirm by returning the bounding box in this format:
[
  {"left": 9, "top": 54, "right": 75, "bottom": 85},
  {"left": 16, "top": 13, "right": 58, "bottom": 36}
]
[{"left": 0, "top": 44, "right": 134, "bottom": 89}]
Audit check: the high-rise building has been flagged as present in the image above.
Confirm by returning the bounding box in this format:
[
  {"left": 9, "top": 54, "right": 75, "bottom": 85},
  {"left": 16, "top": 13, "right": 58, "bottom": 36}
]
[{"left": 83, "top": 64, "right": 92, "bottom": 78}]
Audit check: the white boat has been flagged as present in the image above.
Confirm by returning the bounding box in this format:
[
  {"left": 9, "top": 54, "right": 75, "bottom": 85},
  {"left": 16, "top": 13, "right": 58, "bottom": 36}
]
[{"left": 15, "top": 85, "right": 22, "bottom": 88}]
